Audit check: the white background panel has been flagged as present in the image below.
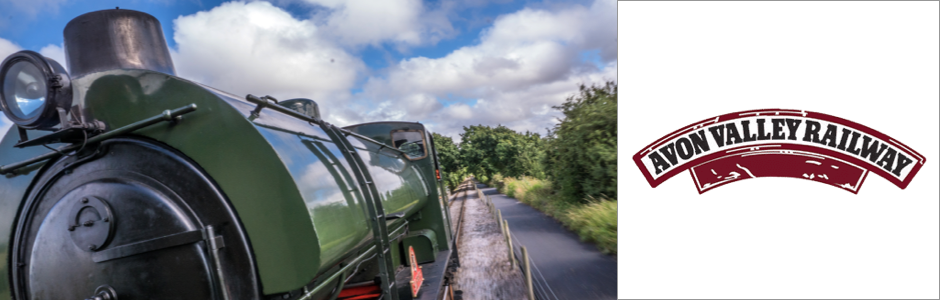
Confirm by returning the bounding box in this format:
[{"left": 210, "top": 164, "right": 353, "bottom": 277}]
[{"left": 618, "top": 2, "right": 939, "bottom": 299}]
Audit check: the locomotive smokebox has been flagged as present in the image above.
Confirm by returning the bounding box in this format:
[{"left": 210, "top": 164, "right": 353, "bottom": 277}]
[{"left": 64, "top": 9, "right": 176, "bottom": 78}]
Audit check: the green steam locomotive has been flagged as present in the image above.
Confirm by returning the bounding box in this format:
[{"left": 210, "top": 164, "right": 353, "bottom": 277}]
[{"left": 0, "top": 9, "right": 457, "bottom": 300}]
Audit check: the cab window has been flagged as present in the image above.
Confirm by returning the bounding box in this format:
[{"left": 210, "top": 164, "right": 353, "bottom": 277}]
[{"left": 391, "top": 130, "right": 427, "bottom": 160}]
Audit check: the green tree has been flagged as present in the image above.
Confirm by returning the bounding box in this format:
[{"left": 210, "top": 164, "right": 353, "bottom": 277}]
[
  {"left": 499, "top": 130, "right": 546, "bottom": 179},
  {"left": 545, "top": 81, "right": 617, "bottom": 202},
  {"left": 459, "top": 125, "right": 545, "bottom": 180},
  {"left": 431, "top": 132, "right": 464, "bottom": 191},
  {"left": 458, "top": 125, "right": 499, "bottom": 180}
]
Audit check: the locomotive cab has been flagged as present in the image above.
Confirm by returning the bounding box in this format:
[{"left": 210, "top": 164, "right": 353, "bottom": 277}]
[
  {"left": 0, "top": 9, "right": 457, "bottom": 300},
  {"left": 345, "top": 121, "right": 455, "bottom": 254}
]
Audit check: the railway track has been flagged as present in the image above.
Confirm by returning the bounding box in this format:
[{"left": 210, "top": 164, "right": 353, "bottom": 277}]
[
  {"left": 448, "top": 180, "right": 528, "bottom": 300},
  {"left": 443, "top": 180, "right": 471, "bottom": 300},
  {"left": 450, "top": 181, "right": 471, "bottom": 246}
]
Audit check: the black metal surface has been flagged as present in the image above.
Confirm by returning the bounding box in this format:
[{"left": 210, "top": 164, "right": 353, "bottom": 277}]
[
  {"left": 92, "top": 229, "right": 205, "bottom": 263},
  {"left": 15, "top": 127, "right": 86, "bottom": 148},
  {"left": 64, "top": 9, "right": 176, "bottom": 78},
  {"left": 10, "top": 137, "right": 260, "bottom": 299},
  {"left": 342, "top": 121, "right": 422, "bottom": 129},
  {"left": 247, "top": 94, "right": 319, "bottom": 123},
  {"left": 278, "top": 99, "right": 320, "bottom": 120},
  {"left": 67, "top": 196, "right": 115, "bottom": 252},
  {"left": 394, "top": 248, "right": 453, "bottom": 300},
  {"left": 86, "top": 285, "right": 118, "bottom": 300}
]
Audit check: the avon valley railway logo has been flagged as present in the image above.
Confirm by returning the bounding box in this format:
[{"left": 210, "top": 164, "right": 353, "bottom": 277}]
[{"left": 633, "top": 109, "right": 925, "bottom": 194}]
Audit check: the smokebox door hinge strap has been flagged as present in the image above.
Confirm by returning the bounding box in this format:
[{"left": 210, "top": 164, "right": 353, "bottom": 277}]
[{"left": 92, "top": 229, "right": 206, "bottom": 263}]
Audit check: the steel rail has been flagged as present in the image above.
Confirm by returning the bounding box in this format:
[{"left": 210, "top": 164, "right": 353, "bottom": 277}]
[{"left": 453, "top": 179, "right": 471, "bottom": 248}]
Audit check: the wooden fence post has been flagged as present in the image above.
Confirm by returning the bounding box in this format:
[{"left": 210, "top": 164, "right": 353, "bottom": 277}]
[
  {"left": 504, "top": 220, "right": 514, "bottom": 269},
  {"left": 497, "top": 210, "right": 504, "bottom": 236},
  {"left": 522, "top": 246, "right": 534, "bottom": 300}
]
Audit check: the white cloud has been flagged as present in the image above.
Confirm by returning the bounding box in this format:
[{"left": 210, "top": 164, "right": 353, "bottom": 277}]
[
  {"left": 0, "top": 38, "right": 21, "bottom": 61},
  {"left": 370, "top": 0, "right": 615, "bottom": 96},
  {"left": 302, "top": 0, "right": 455, "bottom": 47},
  {"left": 0, "top": 38, "right": 21, "bottom": 139},
  {"left": 431, "top": 60, "right": 617, "bottom": 137},
  {"left": 163, "top": 0, "right": 616, "bottom": 138},
  {"left": 441, "top": 103, "right": 473, "bottom": 121},
  {"left": 39, "top": 44, "right": 67, "bottom": 71},
  {"left": 349, "top": 0, "right": 617, "bottom": 137},
  {"left": 1, "top": 39, "right": 66, "bottom": 66},
  {"left": 171, "top": 1, "right": 363, "bottom": 109},
  {"left": 0, "top": 116, "right": 11, "bottom": 140}
]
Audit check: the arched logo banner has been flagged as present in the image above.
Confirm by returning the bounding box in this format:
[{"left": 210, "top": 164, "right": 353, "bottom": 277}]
[{"left": 633, "top": 109, "right": 926, "bottom": 194}]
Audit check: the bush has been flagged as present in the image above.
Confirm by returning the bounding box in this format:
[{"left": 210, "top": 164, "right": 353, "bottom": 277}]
[
  {"left": 505, "top": 181, "right": 517, "bottom": 198},
  {"left": 566, "top": 195, "right": 617, "bottom": 254},
  {"left": 545, "top": 81, "right": 617, "bottom": 203},
  {"left": 486, "top": 173, "right": 505, "bottom": 191}
]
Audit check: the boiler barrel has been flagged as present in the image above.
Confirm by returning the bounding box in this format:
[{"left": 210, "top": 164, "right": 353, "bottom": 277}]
[{"left": 251, "top": 113, "right": 429, "bottom": 271}]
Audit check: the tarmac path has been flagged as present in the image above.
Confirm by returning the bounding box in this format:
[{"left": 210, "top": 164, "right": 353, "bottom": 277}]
[{"left": 477, "top": 182, "right": 618, "bottom": 300}]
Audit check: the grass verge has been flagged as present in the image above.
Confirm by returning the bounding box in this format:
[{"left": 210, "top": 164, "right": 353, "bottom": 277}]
[{"left": 486, "top": 175, "right": 617, "bottom": 254}]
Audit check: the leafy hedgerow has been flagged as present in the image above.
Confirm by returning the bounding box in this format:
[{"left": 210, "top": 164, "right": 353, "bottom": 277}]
[{"left": 432, "top": 81, "right": 617, "bottom": 254}]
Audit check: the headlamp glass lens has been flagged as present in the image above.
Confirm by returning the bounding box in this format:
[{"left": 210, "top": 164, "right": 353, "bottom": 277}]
[{"left": 3, "top": 60, "right": 47, "bottom": 119}]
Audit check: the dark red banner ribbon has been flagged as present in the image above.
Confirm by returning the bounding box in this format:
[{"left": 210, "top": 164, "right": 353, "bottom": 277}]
[{"left": 634, "top": 109, "right": 925, "bottom": 194}]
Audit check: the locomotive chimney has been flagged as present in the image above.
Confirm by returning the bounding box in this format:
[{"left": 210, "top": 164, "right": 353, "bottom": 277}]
[{"left": 63, "top": 9, "right": 176, "bottom": 78}]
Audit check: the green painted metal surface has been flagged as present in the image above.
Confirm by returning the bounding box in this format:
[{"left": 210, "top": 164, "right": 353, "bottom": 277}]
[
  {"left": 403, "top": 229, "right": 438, "bottom": 264},
  {"left": 69, "top": 70, "right": 320, "bottom": 294},
  {"left": 1, "top": 69, "right": 454, "bottom": 297},
  {"left": 345, "top": 122, "right": 454, "bottom": 251},
  {"left": 253, "top": 126, "right": 374, "bottom": 270}
]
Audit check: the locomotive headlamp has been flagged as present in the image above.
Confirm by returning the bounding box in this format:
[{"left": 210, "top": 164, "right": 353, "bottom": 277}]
[{"left": 0, "top": 50, "right": 72, "bottom": 129}]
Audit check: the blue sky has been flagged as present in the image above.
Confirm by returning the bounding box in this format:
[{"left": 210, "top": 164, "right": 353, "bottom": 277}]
[{"left": 0, "top": 0, "right": 616, "bottom": 138}]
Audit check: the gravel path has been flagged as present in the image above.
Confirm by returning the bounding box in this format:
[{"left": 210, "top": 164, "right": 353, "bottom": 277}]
[{"left": 450, "top": 180, "right": 527, "bottom": 300}]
